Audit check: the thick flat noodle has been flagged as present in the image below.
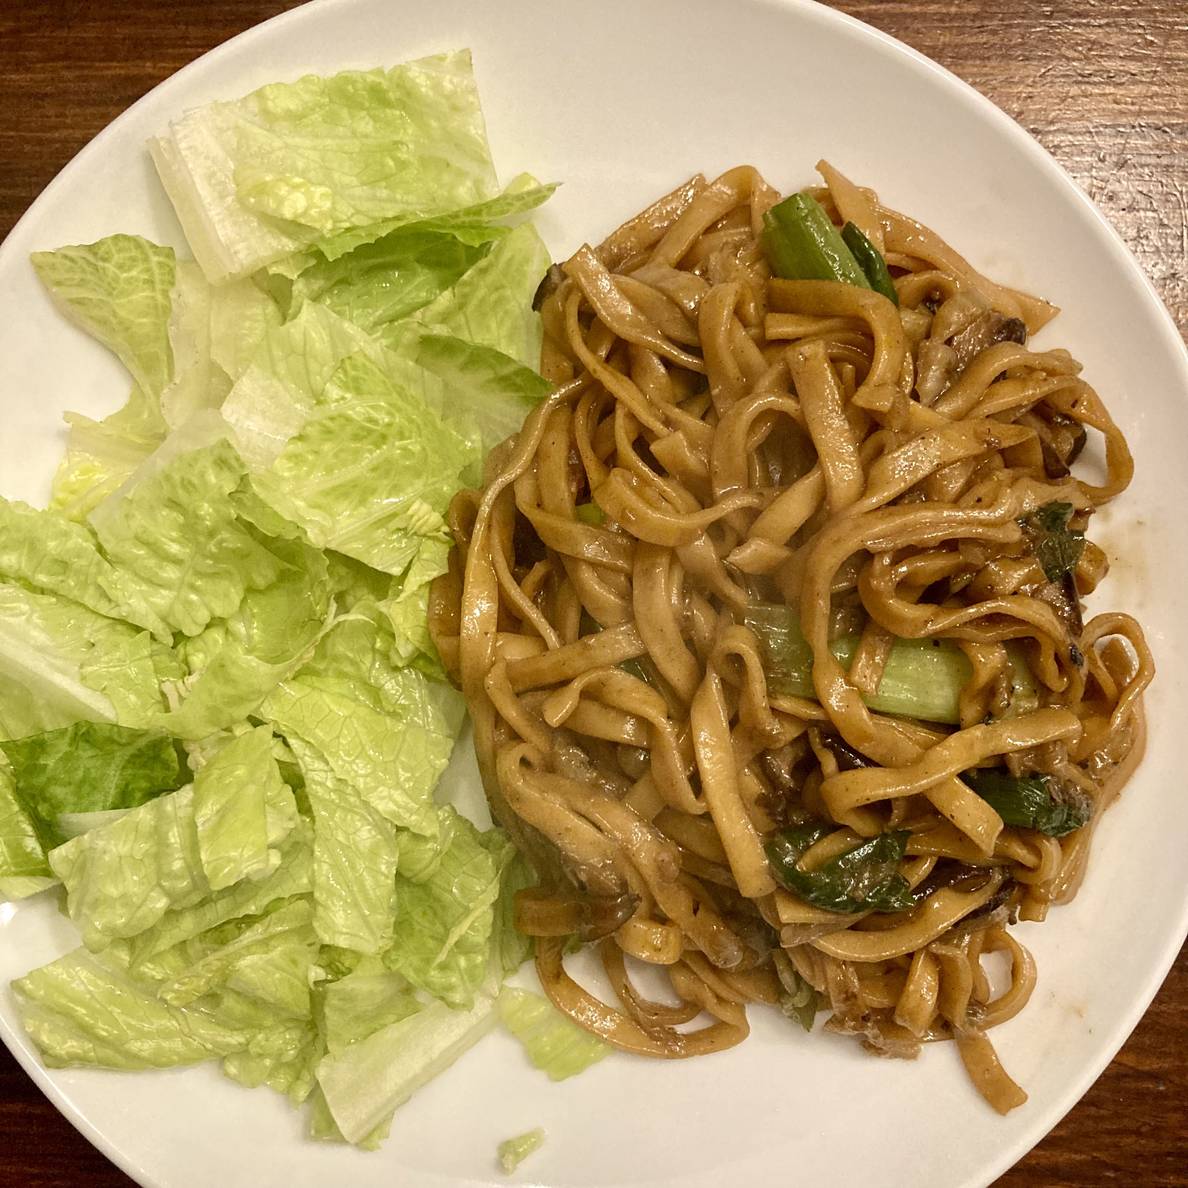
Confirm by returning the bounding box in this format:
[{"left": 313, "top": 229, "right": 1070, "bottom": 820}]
[{"left": 429, "top": 164, "right": 1151, "bottom": 1116}]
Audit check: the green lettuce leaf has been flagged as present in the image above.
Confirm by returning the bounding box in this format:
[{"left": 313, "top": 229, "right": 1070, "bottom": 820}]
[
  {"left": 192, "top": 725, "right": 297, "bottom": 891},
  {"left": 0, "top": 582, "right": 168, "bottom": 740},
  {"left": 0, "top": 763, "right": 52, "bottom": 882},
  {"left": 318, "top": 962, "right": 420, "bottom": 1055},
  {"left": 31, "top": 236, "right": 176, "bottom": 405},
  {"left": 283, "top": 738, "right": 399, "bottom": 955},
  {"left": 90, "top": 439, "right": 286, "bottom": 637},
  {"left": 49, "top": 753, "right": 299, "bottom": 950},
  {"left": 150, "top": 52, "right": 499, "bottom": 282},
  {"left": 497, "top": 987, "right": 610, "bottom": 1080},
  {"left": 315, "top": 991, "right": 497, "bottom": 1145},
  {"left": 220, "top": 301, "right": 388, "bottom": 469},
  {"left": 0, "top": 723, "right": 183, "bottom": 848},
  {"left": 386, "top": 809, "right": 503, "bottom": 1008},
  {"left": 401, "top": 222, "right": 549, "bottom": 369},
  {"left": 250, "top": 351, "right": 471, "bottom": 575},
  {"left": 14, "top": 946, "right": 259, "bottom": 1069},
  {"left": 316, "top": 173, "right": 556, "bottom": 261},
  {"left": 164, "top": 536, "right": 334, "bottom": 739},
  {"left": 289, "top": 229, "right": 488, "bottom": 332}
]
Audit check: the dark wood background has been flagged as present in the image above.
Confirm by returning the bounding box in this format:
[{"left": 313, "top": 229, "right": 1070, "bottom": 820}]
[{"left": 0, "top": 2, "right": 1184, "bottom": 1185}]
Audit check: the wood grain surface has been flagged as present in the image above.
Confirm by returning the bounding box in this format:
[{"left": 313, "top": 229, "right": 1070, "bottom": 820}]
[{"left": 0, "top": 2, "right": 1185, "bottom": 1186}]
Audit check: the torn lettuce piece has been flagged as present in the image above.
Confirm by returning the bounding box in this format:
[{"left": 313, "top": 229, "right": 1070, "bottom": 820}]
[
  {"left": 161, "top": 264, "right": 282, "bottom": 431},
  {"left": 164, "top": 535, "right": 333, "bottom": 739},
  {"left": 0, "top": 723, "right": 184, "bottom": 849},
  {"left": 288, "top": 228, "right": 489, "bottom": 333},
  {"left": 0, "top": 498, "right": 163, "bottom": 634},
  {"left": 0, "top": 762, "right": 52, "bottom": 883},
  {"left": 0, "top": 582, "right": 168, "bottom": 740},
  {"left": 385, "top": 809, "right": 504, "bottom": 1008},
  {"left": 151, "top": 52, "right": 499, "bottom": 282},
  {"left": 279, "top": 738, "right": 399, "bottom": 955},
  {"left": 318, "top": 962, "right": 420, "bottom": 1055},
  {"left": 90, "top": 439, "right": 287, "bottom": 637},
  {"left": 14, "top": 946, "right": 259, "bottom": 1069},
  {"left": 498, "top": 1129, "right": 545, "bottom": 1175},
  {"left": 315, "top": 173, "right": 556, "bottom": 261},
  {"left": 250, "top": 351, "right": 471, "bottom": 575},
  {"left": 32, "top": 236, "right": 176, "bottom": 406},
  {"left": 399, "top": 222, "right": 549, "bottom": 369},
  {"left": 220, "top": 301, "right": 388, "bottom": 469},
  {"left": 316, "top": 992, "right": 498, "bottom": 1145},
  {"left": 497, "top": 987, "right": 610, "bottom": 1081},
  {"left": 123, "top": 826, "right": 312, "bottom": 969},
  {"left": 192, "top": 725, "right": 297, "bottom": 891},
  {"left": 50, "top": 409, "right": 160, "bottom": 522},
  {"left": 401, "top": 331, "right": 551, "bottom": 465},
  {"left": 50, "top": 759, "right": 299, "bottom": 950}
]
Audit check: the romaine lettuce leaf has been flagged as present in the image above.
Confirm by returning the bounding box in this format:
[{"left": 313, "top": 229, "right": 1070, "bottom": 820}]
[
  {"left": 151, "top": 52, "right": 499, "bottom": 282},
  {"left": 31, "top": 236, "right": 176, "bottom": 405},
  {"left": 318, "top": 962, "right": 420, "bottom": 1055},
  {"left": 385, "top": 808, "right": 503, "bottom": 1008},
  {"left": 250, "top": 351, "right": 471, "bottom": 575},
  {"left": 0, "top": 582, "right": 167, "bottom": 739},
  {"left": 401, "top": 222, "right": 549, "bottom": 369},
  {"left": 0, "top": 723, "right": 183, "bottom": 848},
  {"left": 316, "top": 992, "right": 498, "bottom": 1145},
  {"left": 164, "top": 536, "right": 333, "bottom": 739},
  {"left": 191, "top": 725, "right": 297, "bottom": 891},
  {"left": 90, "top": 439, "right": 286, "bottom": 637},
  {"left": 0, "top": 763, "right": 52, "bottom": 882},
  {"left": 283, "top": 738, "right": 400, "bottom": 955},
  {"left": 498, "top": 987, "right": 610, "bottom": 1080},
  {"left": 14, "top": 946, "right": 259, "bottom": 1069}
]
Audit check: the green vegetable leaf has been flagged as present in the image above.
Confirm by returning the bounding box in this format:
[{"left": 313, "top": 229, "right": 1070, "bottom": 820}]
[
  {"left": 401, "top": 223, "right": 550, "bottom": 369},
  {"left": 766, "top": 824, "right": 916, "bottom": 914},
  {"left": 1021, "top": 501, "right": 1086, "bottom": 583},
  {"left": 385, "top": 808, "right": 503, "bottom": 1008},
  {"left": 315, "top": 992, "right": 498, "bottom": 1145},
  {"left": 318, "top": 963, "right": 420, "bottom": 1056},
  {"left": 0, "top": 582, "right": 168, "bottom": 740},
  {"left": 497, "top": 987, "right": 610, "bottom": 1080},
  {"left": 961, "top": 768, "right": 1091, "bottom": 836},
  {"left": 0, "top": 723, "right": 183, "bottom": 848},
  {"left": 91, "top": 439, "right": 287, "bottom": 637},
  {"left": 498, "top": 1128, "right": 545, "bottom": 1175},
  {"left": 32, "top": 236, "right": 176, "bottom": 403},
  {"left": 192, "top": 725, "right": 297, "bottom": 890},
  {"left": 151, "top": 52, "right": 500, "bottom": 281},
  {"left": 0, "top": 763, "right": 52, "bottom": 882},
  {"left": 250, "top": 351, "right": 471, "bottom": 575}
]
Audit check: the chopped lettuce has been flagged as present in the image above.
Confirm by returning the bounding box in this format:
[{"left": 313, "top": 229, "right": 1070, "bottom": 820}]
[
  {"left": 32, "top": 236, "right": 176, "bottom": 405},
  {"left": 0, "top": 723, "right": 183, "bottom": 848},
  {"left": 316, "top": 992, "right": 498, "bottom": 1145},
  {"left": 9, "top": 48, "right": 560, "bottom": 1153},
  {"left": 0, "top": 763, "right": 53, "bottom": 883},
  {"left": 249, "top": 352, "right": 471, "bottom": 575},
  {"left": 91, "top": 439, "right": 286, "bottom": 637},
  {"left": 498, "top": 1128, "right": 545, "bottom": 1175},
  {"left": 0, "top": 582, "right": 167, "bottom": 739},
  {"left": 151, "top": 52, "right": 499, "bottom": 282},
  {"left": 498, "top": 988, "right": 610, "bottom": 1080},
  {"left": 386, "top": 808, "right": 504, "bottom": 1008}
]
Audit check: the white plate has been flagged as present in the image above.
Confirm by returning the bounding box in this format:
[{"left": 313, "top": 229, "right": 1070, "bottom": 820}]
[{"left": 1, "top": 1, "right": 1185, "bottom": 1185}]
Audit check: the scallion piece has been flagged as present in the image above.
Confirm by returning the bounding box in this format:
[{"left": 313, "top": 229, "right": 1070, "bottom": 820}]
[
  {"left": 841, "top": 222, "right": 899, "bottom": 305},
  {"left": 762, "top": 193, "right": 871, "bottom": 288}
]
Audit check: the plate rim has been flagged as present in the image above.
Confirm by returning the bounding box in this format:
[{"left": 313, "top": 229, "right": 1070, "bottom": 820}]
[{"left": 0, "top": 2, "right": 1185, "bottom": 1186}]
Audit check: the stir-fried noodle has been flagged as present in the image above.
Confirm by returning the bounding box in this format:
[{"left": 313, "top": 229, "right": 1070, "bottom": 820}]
[{"left": 429, "top": 163, "right": 1153, "bottom": 1112}]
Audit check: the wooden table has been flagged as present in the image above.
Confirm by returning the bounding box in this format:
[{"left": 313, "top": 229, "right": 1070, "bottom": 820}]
[{"left": 1, "top": 2, "right": 1185, "bottom": 1185}]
